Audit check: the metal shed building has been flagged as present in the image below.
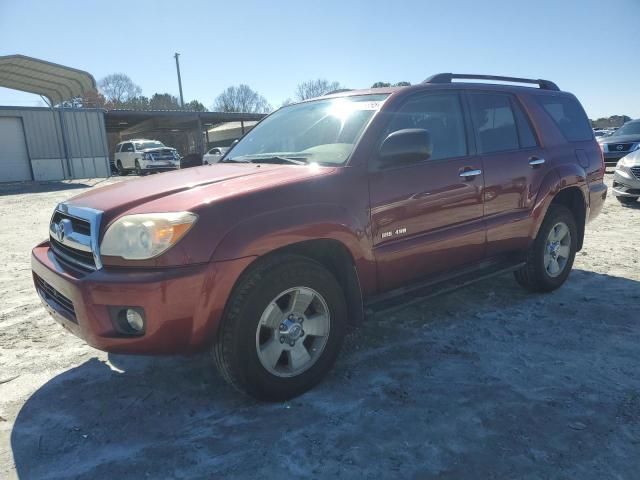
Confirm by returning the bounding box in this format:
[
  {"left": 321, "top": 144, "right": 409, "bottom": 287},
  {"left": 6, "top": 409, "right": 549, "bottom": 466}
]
[
  {"left": 0, "top": 54, "right": 108, "bottom": 182},
  {"left": 0, "top": 106, "right": 110, "bottom": 181}
]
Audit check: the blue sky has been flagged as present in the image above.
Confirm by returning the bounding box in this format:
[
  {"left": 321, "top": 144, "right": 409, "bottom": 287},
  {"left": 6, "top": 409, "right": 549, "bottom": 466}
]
[{"left": 1, "top": 0, "right": 638, "bottom": 118}]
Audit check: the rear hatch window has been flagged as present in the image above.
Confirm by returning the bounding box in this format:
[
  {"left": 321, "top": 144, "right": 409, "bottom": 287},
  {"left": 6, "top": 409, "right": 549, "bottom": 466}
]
[{"left": 536, "top": 95, "right": 593, "bottom": 142}]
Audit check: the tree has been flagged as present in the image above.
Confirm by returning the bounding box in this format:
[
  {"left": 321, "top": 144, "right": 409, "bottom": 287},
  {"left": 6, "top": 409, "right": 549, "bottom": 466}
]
[
  {"left": 79, "top": 89, "right": 106, "bottom": 108},
  {"left": 590, "top": 115, "right": 632, "bottom": 128},
  {"left": 371, "top": 81, "right": 411, "bottom": 88},
  {"left": 212, "top": 84, "right": 272, "bottom": 113},
  {"left": 184, "top": 100, "right": 207, "bottom": 112},
  {"left": 98, "top": 73, "right": 142, "bottom": 105},
  {"left": 295, "top": 79, "right": 342, "bottom": 101},
  {"left": 149, "top": 93, "right": 180, "bottom": 110},
  {"left": 121, "top": 95, "right": 150, "bottom": 110}
]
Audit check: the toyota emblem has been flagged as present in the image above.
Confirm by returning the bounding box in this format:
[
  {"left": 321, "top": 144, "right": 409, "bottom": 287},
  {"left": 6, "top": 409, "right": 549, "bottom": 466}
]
[
  {"left": 616, "top": 144, "right": 624, "bottom": 151},
  {"left": 54, "top": 222, "right": 65, "bottom": 241}
]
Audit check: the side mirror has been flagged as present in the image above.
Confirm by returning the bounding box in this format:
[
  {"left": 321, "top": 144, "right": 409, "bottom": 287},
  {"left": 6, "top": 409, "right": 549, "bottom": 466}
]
[{"left": 378, "top": 128, "right": 432, "bottom": 166}]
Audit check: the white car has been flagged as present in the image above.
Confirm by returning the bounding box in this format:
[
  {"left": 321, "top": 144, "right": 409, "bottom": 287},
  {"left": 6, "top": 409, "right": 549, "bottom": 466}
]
[
  {"left": 203, "top": 147, "right": 229, "bottom": 165},
  {"left": 114, "top": 139, "right": 180, "bottom": 176}
]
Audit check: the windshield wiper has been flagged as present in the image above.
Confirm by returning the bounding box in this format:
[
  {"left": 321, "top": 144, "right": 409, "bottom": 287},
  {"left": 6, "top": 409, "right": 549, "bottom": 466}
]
[
  {"left": 221, "top": 157, "right": 250, "bottom": 163},
  {"left": 247, "top": 156, "right": 308, "bottom": 165}
]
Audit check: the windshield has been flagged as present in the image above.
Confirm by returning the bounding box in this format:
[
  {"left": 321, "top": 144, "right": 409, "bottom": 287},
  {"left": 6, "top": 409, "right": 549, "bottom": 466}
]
[
  {"left": 135, "top": 141, "right": 165, "bottom": 150},
  {"left": 612, "top": 122, "right": 640, "bottom": 137},
  {"left": 224, "top": 94, "right": 389, "bottom": 165}
]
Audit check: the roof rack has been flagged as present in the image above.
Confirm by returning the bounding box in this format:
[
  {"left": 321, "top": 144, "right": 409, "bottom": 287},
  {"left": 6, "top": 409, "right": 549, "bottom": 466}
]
[
  {"left": 323, "top": 88, "right": 354, "bottom": 96},
  {"left": 423, "top": 73, "right": 560, "bottom": 91}
]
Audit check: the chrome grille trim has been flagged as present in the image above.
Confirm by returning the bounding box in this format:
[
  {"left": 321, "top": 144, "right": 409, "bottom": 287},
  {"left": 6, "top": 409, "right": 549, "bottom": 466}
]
[{"left": 49, "top": 204, "right": 104, "bottom": 270}]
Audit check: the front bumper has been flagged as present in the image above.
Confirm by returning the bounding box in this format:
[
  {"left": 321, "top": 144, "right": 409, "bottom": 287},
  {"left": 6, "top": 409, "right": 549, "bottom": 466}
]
[
  {"left": 31, "top": 241, "right": 254, "bottom": 355},
  {"left": 141, "top": 161, "right": 180, "bottom": 172},
  {"left": 612, "top": 168, "right": 640, "bottom": 198},
  {"left": 603, "top": 151, "right": 629, "bottom": 164}
]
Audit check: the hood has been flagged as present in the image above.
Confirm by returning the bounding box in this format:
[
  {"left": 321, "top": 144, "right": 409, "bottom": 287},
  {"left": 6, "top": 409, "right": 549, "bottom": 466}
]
[
  {"left": 619, "top": 150, "right": 640, "bottom": 166},
  {"left": 66, "top": 163, "right": 335, "bottom": 218},
  {"left": 599, "top": 134, "right": 640, "bottom": 144},
  {"left": 141, "top": 146, "right": 176, "bottom": 153}
]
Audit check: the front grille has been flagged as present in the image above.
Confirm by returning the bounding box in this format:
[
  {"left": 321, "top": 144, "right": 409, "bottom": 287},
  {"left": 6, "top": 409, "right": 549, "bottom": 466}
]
[
  {"left": 34, "top": 273, "right": 76, "bottom": 321},
  {"left": 607, "top": 143, "right": 633, "bottom": 152},
  {"left": 52, "top": 211, "right": 91, "bottom": 236},
  {"left": 50, "top": 237, "right": 96, "bottom": 271},
  {"left": 150, "top": 149, "right": 176, "bottom": 161},
  {"left": 631, "top": 166, "right": 640, "bottom": 181}
]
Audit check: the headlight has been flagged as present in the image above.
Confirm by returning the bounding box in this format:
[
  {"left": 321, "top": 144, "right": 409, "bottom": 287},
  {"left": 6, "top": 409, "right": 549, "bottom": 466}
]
[
  {"left": 633, "top": 143, "right": 640, "bottom": 152},
  {"left": 598, "top": 143, "right": 607, "bottom": 152},
  {"left": 100, "top": 212, "right": 197, "bottom": 260},
  {"left": 617, "top": 155, "right": 635, "bottom": 169},
  {"left": 143, "top": 153, "right": 151, "bottom": 160}
]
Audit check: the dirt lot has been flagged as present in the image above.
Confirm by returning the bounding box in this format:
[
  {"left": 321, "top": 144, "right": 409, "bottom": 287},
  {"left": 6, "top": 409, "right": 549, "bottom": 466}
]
[{"left": 0, "top": 174, "right": 639, "bottom": 479}]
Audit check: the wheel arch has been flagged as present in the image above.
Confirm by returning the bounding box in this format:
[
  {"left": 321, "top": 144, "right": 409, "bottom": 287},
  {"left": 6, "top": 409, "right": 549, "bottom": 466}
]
[
  {"left": 226, "top": 239, "right": 365, "bottom": 327},
  {"left": 530, "top": 166, "right": 588, "bottom": 251}
]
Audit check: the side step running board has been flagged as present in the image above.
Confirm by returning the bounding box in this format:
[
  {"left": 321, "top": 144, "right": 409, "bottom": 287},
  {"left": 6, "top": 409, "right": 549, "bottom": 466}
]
[{"left": 365, "top": 260, "right": 526, "bottom": 316}]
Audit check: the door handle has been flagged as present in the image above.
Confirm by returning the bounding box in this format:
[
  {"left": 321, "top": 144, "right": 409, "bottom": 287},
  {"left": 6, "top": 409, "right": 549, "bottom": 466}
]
[
  {"left": 459, "top": 169, "right": 482, "bottom": 178},
  {"left": 528, "top": 157, "right": 545, "bottom": 166}
]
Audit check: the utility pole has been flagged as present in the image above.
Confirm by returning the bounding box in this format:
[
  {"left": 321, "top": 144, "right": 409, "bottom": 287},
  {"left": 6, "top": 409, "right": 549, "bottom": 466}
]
[{"left": 174, "top": 52, "right": 184, "bottom": 108}]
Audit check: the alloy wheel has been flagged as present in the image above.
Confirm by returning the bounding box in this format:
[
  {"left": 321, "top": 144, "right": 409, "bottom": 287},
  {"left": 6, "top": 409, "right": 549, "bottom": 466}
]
[{"left": 255, "top": 287, "right": 330, "bottom": 378}]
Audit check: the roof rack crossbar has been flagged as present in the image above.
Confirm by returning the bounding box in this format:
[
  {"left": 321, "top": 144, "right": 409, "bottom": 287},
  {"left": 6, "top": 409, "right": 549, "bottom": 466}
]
[{"left": 423, "top": 73, "right": 560, "bottom": 91}]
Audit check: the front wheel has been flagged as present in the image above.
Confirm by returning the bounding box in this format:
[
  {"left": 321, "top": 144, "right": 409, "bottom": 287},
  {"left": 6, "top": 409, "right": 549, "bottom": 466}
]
[
  {"left": 212, "top": 255, "right": 347, "bottom": 401},
  {"left": 514, "top": 205, "right": 577, "bottom": 292},
  {"left": 134, "top": 160, "right": 146, "bottom": 176}
]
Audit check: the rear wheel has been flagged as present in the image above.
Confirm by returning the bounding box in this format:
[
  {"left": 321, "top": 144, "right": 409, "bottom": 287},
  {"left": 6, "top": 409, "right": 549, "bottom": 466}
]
[
  {"left": 617, "top": 196, "right": 637, "bottom": 205},
  {"left": 514, "top": 205, "right": 577, "bottom": 292},
  {"left": 213, "top": 255, "right": 347, "bottom": 401}
]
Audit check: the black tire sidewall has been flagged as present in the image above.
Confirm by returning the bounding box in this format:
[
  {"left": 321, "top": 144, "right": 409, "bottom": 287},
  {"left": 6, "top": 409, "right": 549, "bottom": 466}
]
[
  {"left": 533, "top": 205, "right": 577, "bottom": 290},
  {"left": 227, "top": 259, "right": 347, "bottom": 400}
]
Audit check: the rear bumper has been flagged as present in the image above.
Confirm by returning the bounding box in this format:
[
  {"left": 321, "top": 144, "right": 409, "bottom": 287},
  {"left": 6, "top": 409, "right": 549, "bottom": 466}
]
[
  {"left": 587, "top": 180, "right": 607, "bottom": 222},
  {"left": 31, "top": 241, "right": 254, "bottom": 355}
]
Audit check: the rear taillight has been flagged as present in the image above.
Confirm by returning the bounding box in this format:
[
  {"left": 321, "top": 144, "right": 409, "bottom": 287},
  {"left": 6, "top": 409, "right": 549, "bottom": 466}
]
[{"left": 597, "top": 145, "right": 605, "bottom": 177}]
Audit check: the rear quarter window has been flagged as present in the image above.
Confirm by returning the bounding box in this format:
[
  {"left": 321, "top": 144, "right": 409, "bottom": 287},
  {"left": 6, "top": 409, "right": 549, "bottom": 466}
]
[{"left": 536, "top": 95, "right": 593, "bottom": 142}]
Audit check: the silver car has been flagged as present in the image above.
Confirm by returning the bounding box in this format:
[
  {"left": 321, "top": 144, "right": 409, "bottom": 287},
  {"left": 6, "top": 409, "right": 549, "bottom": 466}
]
[{"left": 613, "top": 150, "right": 640, "bottom": 205}]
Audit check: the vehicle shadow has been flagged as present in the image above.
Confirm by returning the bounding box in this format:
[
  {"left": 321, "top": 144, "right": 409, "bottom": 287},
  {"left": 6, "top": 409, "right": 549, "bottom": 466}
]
[
  {"left": 10, "top": 269, "right": 640, "bottom": 479},
  {"left": 0, "top": 180, "right": 105, "bottom": 197}
]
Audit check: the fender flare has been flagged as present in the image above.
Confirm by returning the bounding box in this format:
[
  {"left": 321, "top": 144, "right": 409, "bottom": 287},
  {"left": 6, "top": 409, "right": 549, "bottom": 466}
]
[
  {"left": 211, "top": 203, "right": 376, "bottom": 295},
  {"left": 529, "top": 164, "right": 588, "bottom": 246}
]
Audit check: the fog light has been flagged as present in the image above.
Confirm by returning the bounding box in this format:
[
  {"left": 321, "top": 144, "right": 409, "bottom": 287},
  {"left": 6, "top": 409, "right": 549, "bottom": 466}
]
[{"left": 125, "top": 308, "right": 144, "bottom": 332}]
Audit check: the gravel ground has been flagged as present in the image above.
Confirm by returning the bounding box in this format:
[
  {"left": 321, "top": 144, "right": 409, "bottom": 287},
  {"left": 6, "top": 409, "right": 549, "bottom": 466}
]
[{"left": 1, "top": 174, "right": 639, "bottom": 479}]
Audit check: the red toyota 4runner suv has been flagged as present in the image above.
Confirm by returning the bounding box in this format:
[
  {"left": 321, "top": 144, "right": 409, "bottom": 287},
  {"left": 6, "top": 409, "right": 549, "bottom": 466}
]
[{"left": 32, "top": 74, "right": 607, "bottom": 400}]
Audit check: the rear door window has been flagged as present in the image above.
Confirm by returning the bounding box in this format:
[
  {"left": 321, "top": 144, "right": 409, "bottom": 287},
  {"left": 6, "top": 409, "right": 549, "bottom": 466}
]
[
  {"left": 468, "top": 94, "right": 519, "bottom": 153},
  {"left": 122, "top": 143, "right": 134, "bottom": 152},
  {"left": 385, "top": 92, "right": 467, "bottom": 161},
  {"left": 512, "top": 101, "right": 538, "bottom": 148},
  {"left": 536, "top": 95, "right": 593, "bottom": 142}
]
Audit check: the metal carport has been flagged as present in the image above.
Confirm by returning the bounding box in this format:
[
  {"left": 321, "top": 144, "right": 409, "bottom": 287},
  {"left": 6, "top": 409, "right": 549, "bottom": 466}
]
[{"left": 0, "top": 55, "right": 108, "bottom": 182}]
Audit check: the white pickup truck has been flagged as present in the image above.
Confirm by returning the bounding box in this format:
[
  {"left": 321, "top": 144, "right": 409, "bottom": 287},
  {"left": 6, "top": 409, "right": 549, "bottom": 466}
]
[{"left": 114, "top": 139, "right": 180, "bottom": 175}]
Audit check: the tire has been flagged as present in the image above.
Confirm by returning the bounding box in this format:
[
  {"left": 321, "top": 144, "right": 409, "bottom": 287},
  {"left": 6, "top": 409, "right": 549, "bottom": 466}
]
[
  {"left": 514, "top": 205, "right": 578, "bottom": 292},
  {"left": 134, "top": 160, "right": 145, "bottom": 176},
  {"left": 617, "top": 196, "right": 637, "bottom": 205},
  {"left": 212, "top": 254, "right": 347, "bottom": 401},
  {"left": 116, "top": 160, "right": 126, "bottom": 176}
]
